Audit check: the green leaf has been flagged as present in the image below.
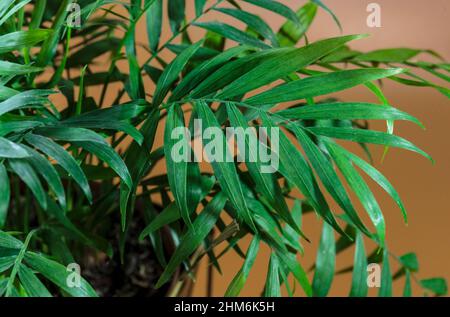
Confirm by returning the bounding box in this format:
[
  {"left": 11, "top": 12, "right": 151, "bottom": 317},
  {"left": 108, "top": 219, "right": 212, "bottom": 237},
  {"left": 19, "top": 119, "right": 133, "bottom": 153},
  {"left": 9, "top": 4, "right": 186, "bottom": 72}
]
[
  {"left": 226, "top": 103, "right": 301, "bottom": 235},
  {"left": 126, "top": 37, "right": 144, "bottom": 100},
  {"left": 5, "top": 229, "right": 37, "bottom": 297},
  {"left": 62, "top": 102, "right": 145, "bottom": 120},
  {"left": 0, "top": 164, "right": 9, "bottom": 227},
  {"left": 403, "top": 270, "right": 412, "bottom": 297},
  {"left": 353, "top": 48, "right": 423, "bottom": 63},
  {"left": 264, "top": 253, "right": 281, "bottom": 297},
  {"left": 0, "top": 29, "right": 52, "bottom": 54},
  {"left": 140, "top": 199, "right": 167, "bottom": 266},
  {"left": 0, "top": 0, "right": 16, "bottom": 17},
  {"left": 246, "top": 68, "right": 404, "bottom": 105},
  {"left": 44, "top": 195, "right": 112, "bottom": 256},
  {"left": 0, "top": 86, "right": 18, "bottom": 101},
  {"left": 217, "top": 35, "right": 365, "bottom": 100},
  {"left": 260, "top": 113, "right": 345, "bottom": 237},
  {"left": 310, "top": 0, "right": 342, "bottom": 30},
  {"left": 18, "top": 264, "right": 52, "bottom": 297},
  {"left": 390, "top": 73, "right": 450, "bottom": 99},
  {"left": 282, "top": 199, "right": 305, "bottom": 252},
  {"left": 309, "top": 127, "right": 432, "bottom": 162},
  {"left": 250, "top": 200, "right": 285, "bottom": 246},
  {"left": 195, "top": 0, "right": 207, "bottom": 17},
  {"left": 25, "top": 134, "right": 92, "bottom": 203},
  {"left": 0, "top": 230, "right": 23, "bottom": 249},
  {"left": 204, "top": 27, "right": 226, "bottom": 51},
  {"left": 35, "top": 127, "right": 108, "bottom": 145},
  {"left": 379, "top": 248, "right": 392, "bottom": 297},
  {"left": 225, "top": 235, "right": 260, "bottom": 296},
  {"left": 416, "top": 62, "right": 450, "bottom": 82},
  {"left": 61, "top": 118, "right": 143, "bottom": 145},
  {"left": 342, "top": 148, "right": 407, "bottom": 223},
  {"left": 126, "top": 6, "right": 145, "bottom": 99},
  {"left": 139, "top": 175, "right": 214, "bottom": 239},
  {"left": 289, "top": 124, "right": 370, "bottom": 236},
  {"left": 335, "top": 224, "right": 356, "bottom": 255},
  {"left": 277, "top": 2, "right": 317, "bottom": 46},
  {"left": 0, "top": 121, "right": 44, "bottom": 137},
  {"left": 0, "top": 89, "right": 52, "bottom": 116},
  {"left": 139, "top": 202, "right": 179, "bottom": 239},
  {"left": 0, "top": 0, "right": 30, "bottom": 26},
  {"left": 21, "top": 145, "right": 66, "bottom": 209},
  {"left": 214, "top": 8, "right": 278, "bottom": 46},
  {"left": 312, "top": 221, "right": 335, "bottom": 297},
  {"left": 0, "top": 61, "right": 42, "bottom": 76},
  {"left": 193, "top": 22, "right": 270, "bottom": 49},
  {"left": 243, "top": 0, "right": 300, "bottom": 24},
  {"left": 195, "top": 101, "right": 256, "bottom": 232},
  {"left": 74, "top": 141, "right": 132, "bottom": 189},
  {"left": 277, "top": 102, "right": 423, "bottom": 127},
  {"left": 146, "top": 0, "right": 162, "bottom": 52},
  {"left": 144, "top": 64, "right": 163, "bottom": 84},
  {"left": 167, "top": 43, "right": 219, "bottom": 61},
  {"left": 164, "top": 104, "right": 192, "bottom": 229},
  {"left": 0, "top": 256, "right": 16, "bottom": 273},
  {"left": 0, "top": 137, "right": 29, "bottom": 158},
  {"left": 399, "top": 253, "right": 419, "bottom": 272},
  {"left": 24, "top": 252, "right": 98, "bottom": 297},
  {"left": 120, "top": 109, "right": 160, "bottom": 229},
  {"left": 28, "top": 0, "right": 46, "bottom": 30},
  {"left": 36, "top": 1, "right": 72, "bottom": 67},
  {"left": 190, "top": 49, "right": 283, "bottom": 98},
  {"left": 170, "top": 45, "right": 249, "bottom": 101},
  {"left": 266, "top": 233, "right": 312, "bottom": 296},
  {"left": 9, "top": 159, "right": 47, "bottom": 210},
  {"left": 322, "top": 45, "right": 360, "bottom": 63},
  {"left": 155, "top": 193, "right": 227, "bottom": 288},
  {"left": 153, "top": 41, "right": 202, "bottom": 106},
  {"left": 421, "top": 278, "right": 448, "bottom": 296},
  {"left": 349, "top": 232, "right": 368, "bottom": 297},
  {"left": 325, "top": 141, "right": 386, "bottom": 247},
  {"left": 168, "top": 0, "right": 185, "bottom": 33}
]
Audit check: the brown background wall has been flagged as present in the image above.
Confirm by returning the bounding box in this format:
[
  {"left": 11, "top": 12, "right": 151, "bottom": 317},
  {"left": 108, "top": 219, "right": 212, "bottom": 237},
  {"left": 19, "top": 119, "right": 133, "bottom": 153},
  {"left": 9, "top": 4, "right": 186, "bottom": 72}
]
[{"left": 177, "top": 0, "right": 450, "bottom": 296}]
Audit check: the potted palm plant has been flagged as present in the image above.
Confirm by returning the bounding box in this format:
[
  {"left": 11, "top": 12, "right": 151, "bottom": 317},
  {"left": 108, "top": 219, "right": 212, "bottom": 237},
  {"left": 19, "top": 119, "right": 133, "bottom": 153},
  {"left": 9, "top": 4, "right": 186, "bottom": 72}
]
[{"left": 0, "top": 0, "right": 447, "bottom": 297}]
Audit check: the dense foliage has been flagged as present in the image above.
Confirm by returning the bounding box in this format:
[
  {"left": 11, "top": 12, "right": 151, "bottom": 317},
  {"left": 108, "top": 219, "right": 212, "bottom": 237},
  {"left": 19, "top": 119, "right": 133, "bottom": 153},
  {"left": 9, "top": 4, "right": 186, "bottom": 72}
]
[{"left": 0, "top": 0, "right": 448, "bottom": 297}]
